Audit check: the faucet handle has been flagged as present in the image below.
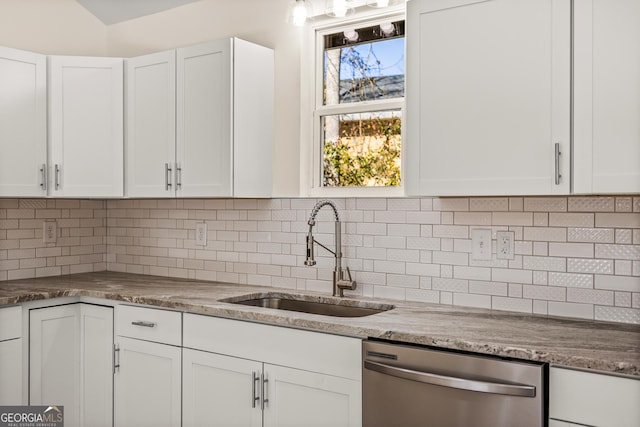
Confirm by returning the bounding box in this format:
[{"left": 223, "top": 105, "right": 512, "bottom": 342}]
[{"left": 337, "top": 267, "right": 357, "bottom": 292}]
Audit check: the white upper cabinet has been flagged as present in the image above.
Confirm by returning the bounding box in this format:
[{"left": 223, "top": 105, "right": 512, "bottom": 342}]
[
  {"left": 573, "top": 0, "right": 640, "bottom": 194},
  {"left": 48, "top": 55, "right": 124, "bottom": 197},
  {"left": 125, "top": 50, "right": 176, "bottom": 197},
  {"left": 126, "top": 37, "right": 273, "bottom": 198},
  {"left": 0, "top": 47, "right": 47, "bottom": 197},
  {"left": 406, "top": 0, "right": 571, "bottom": 196},
  {"left": 176, "top": 39, "right": 232, "bottom": 197}
]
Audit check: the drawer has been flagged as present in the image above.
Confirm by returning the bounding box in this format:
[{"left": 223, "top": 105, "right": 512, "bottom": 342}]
[
  {"left": 0, "top": 306, "right": 22, "bottom": 341},
  {"left": 183, "top": 313, "right": 361, "bottom": 380},
  {"left": 116, "top": 305, "right": 181, "bottom": 346}
]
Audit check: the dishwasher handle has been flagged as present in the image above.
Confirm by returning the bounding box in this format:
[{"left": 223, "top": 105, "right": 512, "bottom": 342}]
[{"left": 364, "top": 360, "right": 536, "bottom": 397}]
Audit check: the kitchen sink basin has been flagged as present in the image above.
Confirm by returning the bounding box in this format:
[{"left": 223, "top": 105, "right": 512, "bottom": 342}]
[{"left": 222, "top": 293, "right": 393, "bottom": 318}]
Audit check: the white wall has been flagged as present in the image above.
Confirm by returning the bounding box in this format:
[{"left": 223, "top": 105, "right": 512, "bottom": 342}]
[{"left": 0, "top": 0, "right": 108, "bottom": 55}]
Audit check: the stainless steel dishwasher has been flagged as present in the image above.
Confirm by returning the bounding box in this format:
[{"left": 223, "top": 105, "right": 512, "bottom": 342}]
[{"left": 363, "top": 339, "right": 547, "bottom": 427}]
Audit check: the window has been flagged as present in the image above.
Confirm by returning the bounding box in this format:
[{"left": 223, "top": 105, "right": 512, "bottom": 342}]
[{"left": 308, "top": 15, "right": 405, "bottom": 194}]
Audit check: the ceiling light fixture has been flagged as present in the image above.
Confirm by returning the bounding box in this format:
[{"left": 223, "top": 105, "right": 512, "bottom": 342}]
[
  {"left": 289, "top": 0, "right": 310, "bottom": 26},
  {"left": 366, "top": 0, "right": 401, "bottom": 7},
  {"left": 325, "top": 0, "right": 355, "bottom": 18}
]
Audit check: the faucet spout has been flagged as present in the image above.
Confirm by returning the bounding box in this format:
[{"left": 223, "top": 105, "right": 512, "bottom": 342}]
[{"left": 304, "top": 200, "right": 357, "bottom": 297}]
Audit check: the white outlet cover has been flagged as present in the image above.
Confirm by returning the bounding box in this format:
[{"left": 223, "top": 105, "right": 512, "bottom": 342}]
[
  {"left": 471, "top": 229, "right": 492, "bottom": 260},
  {"left": 43, "top": 221, "right": 57, "bottom": 243},
  {"left": 195, "top": 223, "right": 207, "bottom": 246},
  {"left": 496, "top": 231, "right": 515, "bottom": 260}
]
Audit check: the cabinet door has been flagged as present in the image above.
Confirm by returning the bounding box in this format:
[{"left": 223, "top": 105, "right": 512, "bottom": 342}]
[
  {"left": 49, "top": 55, "right": 124, "bottom": 197},
  {"left": 125, "top": 50, "right": 177, "bottom": 197},
  {"left": 573, "top": 0, "right": 640, "bottom": 193},
  {"left": 30, "top": 304, "right": 113, "bottom": 427},
  {"left": 550, "top": 366, "right": 640, "bottom": 427},
  {"left": 0, "top": 339, "right": 22, "bottom": 405},
  {"left": 263, "top": 364, "right": 361, "bottom": 427},
  {"left": 79, "top": 305, "right": 113, "bottom": 427},
  {"left": 0, "top": 46, "right": 47, "bottom": 197},
  {"left": 176, "top": 39, "right": 232, "bottom": 197},
  {"left": 183, "top": 348, "right": 262, "bottom": 427},
  {"left": 30, "top": 305, "right": 80, "bottom": 426},
  {"left": 406, "top": 0, "right": 571, "bottom": 196},
  {"left": 114, "top": 337, "right": 181, "bottom": 427}
]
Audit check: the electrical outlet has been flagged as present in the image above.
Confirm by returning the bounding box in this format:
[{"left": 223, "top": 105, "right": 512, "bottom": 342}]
[
  {"left": 471, "top": 229, "right": 492, "bottom": 260},
  {"left": 496, "top": 231, "right": 515, "bottom": 260},
  {"left": 195, "top": 223, "right": 207, "bottom": 246},
  {"left": 43, "top": 221, "right": 57, "bottom": 243}
]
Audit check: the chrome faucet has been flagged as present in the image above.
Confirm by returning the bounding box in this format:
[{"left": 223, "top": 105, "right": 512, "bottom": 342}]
[{"left": 304, "top": 200, "right": 357, "bottom": 297}]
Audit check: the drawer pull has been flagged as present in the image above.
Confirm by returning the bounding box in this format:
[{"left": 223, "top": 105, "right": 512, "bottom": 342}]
[{"left": 131, "top": 320, "right": 157, "bottom": 328}]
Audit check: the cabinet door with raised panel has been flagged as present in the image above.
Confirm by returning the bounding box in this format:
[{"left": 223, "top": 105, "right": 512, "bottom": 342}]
[
  {"left": 263, "top": 364, "right": 361, "bottom": 427},
  {"left": 573, "top": 0, "right": 640, "bottom": 194},
  {"left": 125, "top": 50, "right": 177, "bottom": 197},
  {"left": 405, "top": 0, "right": 571, "bottom": 196},
  {"left": 48, "top": 55, "right": 123, "bottom": 197},
  {"left": 0, "top": 46, "right": 47, "bottom": 197},
  {"left": 176, "top": 39, "right": 232, "bottom": 197},
  {"left": 183, "top": 348, "right": 262, "bottom": 427},
  {"left": 114, "top": 336, "right": 181, "bottom": 427}
]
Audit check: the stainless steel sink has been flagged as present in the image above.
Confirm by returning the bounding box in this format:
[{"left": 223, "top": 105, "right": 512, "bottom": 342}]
[{"left": 222, "top": 293, "right": 393, "bottom": 318}]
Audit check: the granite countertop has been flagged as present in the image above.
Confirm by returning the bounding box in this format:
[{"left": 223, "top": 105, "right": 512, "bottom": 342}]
[{"left": 1, "top": 271, "right": 639, "bottom": 377}]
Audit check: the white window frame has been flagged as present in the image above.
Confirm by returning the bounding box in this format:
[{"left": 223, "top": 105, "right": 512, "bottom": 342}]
[{"left": 299, "top": 7, "right": 406, "bottom": 197}]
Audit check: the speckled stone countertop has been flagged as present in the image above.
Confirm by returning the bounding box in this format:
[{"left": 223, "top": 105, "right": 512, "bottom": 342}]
[{"left": 1, "top": 271, "right": 639, "bottom": 377}]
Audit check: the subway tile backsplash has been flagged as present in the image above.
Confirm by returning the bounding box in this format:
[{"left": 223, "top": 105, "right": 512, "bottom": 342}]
[{"left": 1, "top": 196, "right": 639, "bottom": 325}]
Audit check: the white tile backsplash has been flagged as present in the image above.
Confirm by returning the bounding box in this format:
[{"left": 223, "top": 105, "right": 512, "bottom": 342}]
[{"left": 1, "top": 196, "right": 639, "bottom": 325}]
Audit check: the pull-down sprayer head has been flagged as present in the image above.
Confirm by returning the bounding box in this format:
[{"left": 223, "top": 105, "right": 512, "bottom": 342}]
[
  {"left": 304, "top": 219, "right": 316, "bottom": 266},
  {"left": 304, "top": 200, "right": 339, "bottom": 266}
]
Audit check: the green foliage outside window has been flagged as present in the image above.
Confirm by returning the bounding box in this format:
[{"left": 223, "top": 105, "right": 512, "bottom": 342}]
[{"left": 323, "top": 115, "right": 401, "bottom": 187}]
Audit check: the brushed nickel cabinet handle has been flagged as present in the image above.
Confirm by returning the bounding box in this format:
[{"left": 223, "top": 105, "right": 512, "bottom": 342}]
[
  {"left": 54, "top": 164, "right": 60, "bottom": 190},
  {"left": 114, "top": 345, "right": 120, "bottom": 373},
  {"left": 176, "top": 163, "right": 182, "bottom": 189},
  {"left": 252, "top": 371, "right": 260, "bottom": 408},
  {"left": 131, "top": 320, "right": 156, "bottom": 328},
  {"left": 40, "top": 164, "right": 47, "bottom": 190},
  {"left": 554, "top": 143, "right": 562, "bottom": 185},
  {"left": 165, "top": 163, "right": 172, "bottom": 190},
  {"left": 261, "top": 373, "right": 269, "bottom": 410}
]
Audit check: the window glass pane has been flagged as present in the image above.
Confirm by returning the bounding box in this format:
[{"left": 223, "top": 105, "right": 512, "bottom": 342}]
[
  {"left": 324, "top": 21, "right": 405, "bottom": 105},
  {"left": 321, "top": 110, "right": 401, "bottom": 187}
]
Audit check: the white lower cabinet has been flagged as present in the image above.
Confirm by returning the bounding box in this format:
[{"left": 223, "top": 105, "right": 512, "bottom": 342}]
[
  {"left": 29, "top": 303, "right": 113, "bottom": 427},
  {"left": 114, "top": 337, "right": 181, "bottom": 427},
  {"left": 114, "top": 305, "right": 182, "bottom": 427},
  {"left": 0, "top": 306, "right": 23, "bottom": 404},
  {"left": 183, "top": 314, "right": 362, "bottom": 427},
  {"left": 183, "top": 349, "right": 263, "bottom": 427},
  {"left": 549, "top": 366, "right": 640, "bottom": 427},
  {"left": 262, "top": 363, "right": 361, "bottom": 427}
]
